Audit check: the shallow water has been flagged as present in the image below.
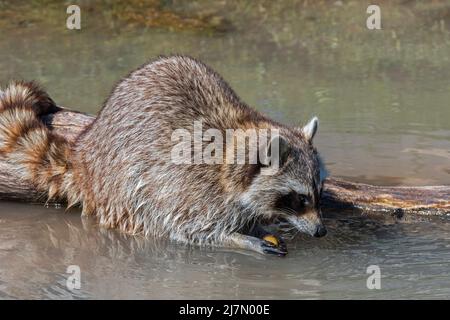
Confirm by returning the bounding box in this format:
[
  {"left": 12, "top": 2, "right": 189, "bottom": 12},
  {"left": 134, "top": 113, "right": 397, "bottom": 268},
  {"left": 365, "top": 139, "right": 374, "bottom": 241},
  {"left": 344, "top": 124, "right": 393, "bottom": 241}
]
[
  {"left": 0, "top": 1, "right": 449, "bottom": 299},
  {"left": 1, "top": 203, "right": 450, "bottom": 299}
]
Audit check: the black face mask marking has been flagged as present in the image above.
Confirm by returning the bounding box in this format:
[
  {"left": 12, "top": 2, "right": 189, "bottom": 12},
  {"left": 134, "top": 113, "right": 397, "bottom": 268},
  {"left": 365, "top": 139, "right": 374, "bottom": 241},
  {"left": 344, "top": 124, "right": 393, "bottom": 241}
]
[
  {"left": 312, "top": 180, "right": 320, "bottom": 210},
  {"left": 274, "top": 191, "right": 311, "bottom": 214}
]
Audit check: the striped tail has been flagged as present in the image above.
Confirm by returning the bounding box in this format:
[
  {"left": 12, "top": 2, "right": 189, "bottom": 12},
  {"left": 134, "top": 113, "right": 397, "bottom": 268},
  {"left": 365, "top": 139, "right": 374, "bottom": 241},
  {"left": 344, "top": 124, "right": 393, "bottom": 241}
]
[{"left": 0, "top": 81, "right": 79, "bottom": 204}]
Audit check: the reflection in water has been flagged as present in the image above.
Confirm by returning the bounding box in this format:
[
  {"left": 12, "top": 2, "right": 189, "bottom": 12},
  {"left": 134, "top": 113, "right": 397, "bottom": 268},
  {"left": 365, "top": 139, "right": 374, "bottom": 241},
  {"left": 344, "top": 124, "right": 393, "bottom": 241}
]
[
  {"left": 0, "top": 0, "right": 449, "bottom": 299},
  {"left": 1, "top": 203, "right": 450, "bottom": 299},
  {"left": 402, "top": 148, "right": 450, "bottom": 160}
]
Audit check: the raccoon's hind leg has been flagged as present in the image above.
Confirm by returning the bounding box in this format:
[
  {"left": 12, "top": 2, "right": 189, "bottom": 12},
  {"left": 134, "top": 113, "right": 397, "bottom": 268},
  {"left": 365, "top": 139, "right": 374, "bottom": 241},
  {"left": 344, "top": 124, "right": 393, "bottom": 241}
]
[{"left": 224, "top": 232, "right": 287, "bottom": 256}]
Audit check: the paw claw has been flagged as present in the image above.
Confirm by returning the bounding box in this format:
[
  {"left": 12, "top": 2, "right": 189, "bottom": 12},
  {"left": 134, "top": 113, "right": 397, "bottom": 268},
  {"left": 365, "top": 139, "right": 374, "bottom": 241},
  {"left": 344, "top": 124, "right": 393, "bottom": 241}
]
[{"left": 261, "top": 240, "right": 288, "bottom": 256}]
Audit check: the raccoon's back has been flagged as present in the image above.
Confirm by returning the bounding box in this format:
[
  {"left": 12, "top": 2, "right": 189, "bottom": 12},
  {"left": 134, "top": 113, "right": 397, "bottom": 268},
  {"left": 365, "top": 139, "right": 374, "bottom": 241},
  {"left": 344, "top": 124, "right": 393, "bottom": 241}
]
[
  {"left": 93, "top": 56, "right": 259, "bottom": 133},
  {"left": 75, "top": 55, "right": 267, "bottom": 184},
  {"left": 72, "top": 56, "right": 260, "bottom": 221}
]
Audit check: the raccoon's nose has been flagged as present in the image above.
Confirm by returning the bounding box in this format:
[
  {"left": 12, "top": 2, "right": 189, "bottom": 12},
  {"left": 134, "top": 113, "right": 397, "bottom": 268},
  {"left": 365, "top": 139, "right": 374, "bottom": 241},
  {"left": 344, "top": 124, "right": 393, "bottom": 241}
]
[{"left": 313, "top": 225, "right": 327, "bottom": 238}]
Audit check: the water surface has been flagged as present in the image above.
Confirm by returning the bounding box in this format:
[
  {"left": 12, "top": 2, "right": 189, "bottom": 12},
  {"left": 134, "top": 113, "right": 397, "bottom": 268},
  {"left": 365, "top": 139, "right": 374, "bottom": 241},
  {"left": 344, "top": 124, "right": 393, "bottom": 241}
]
[
  {"left": 0, "top": 0, "right": 449, "bottom": 299},
  {"left": 1, "top": 202, "right": 450, "bottom": 299}
]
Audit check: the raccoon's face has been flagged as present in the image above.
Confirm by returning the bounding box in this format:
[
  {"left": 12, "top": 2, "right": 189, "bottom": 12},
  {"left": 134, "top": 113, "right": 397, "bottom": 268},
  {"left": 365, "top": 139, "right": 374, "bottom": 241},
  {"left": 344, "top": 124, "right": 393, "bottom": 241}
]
[
  {"left": 271, "top": 160, "right": 327, "bottom": 237},
  {"left": 241, "top": 117, "right": 328, "bottom": 237}
]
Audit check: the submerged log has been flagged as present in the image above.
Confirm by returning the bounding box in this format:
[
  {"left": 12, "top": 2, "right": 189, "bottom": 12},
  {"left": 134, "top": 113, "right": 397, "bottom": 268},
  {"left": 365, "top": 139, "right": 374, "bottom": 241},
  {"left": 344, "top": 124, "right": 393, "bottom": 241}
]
[
  {"left": 322, "top": 178, "right": 449, "bottom": 217},
  {"left": 0, "top": 107, "right": 449, "bottom": 216}
]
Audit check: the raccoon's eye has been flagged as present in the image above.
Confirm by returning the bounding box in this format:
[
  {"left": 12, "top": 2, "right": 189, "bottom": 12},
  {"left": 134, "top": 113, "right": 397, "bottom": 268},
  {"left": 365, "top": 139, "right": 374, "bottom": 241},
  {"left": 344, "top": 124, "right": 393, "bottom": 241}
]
[
  {"left": 293, "top": 194, "right": 308, "bottom": 209},
  {"left": 297, "top": 194, "right": 307, "bottom": 205},
  {"left": 274, "top": 192, "right": 309, "bottom": 213}
]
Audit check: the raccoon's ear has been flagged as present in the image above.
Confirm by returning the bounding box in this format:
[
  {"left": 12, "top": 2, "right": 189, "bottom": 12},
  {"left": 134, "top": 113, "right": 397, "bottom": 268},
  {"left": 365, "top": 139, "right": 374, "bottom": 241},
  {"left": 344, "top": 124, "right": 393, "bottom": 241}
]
[
  {"left": 260, "top": 135, "right": 291, "bottom": 167},
  {"left": 302, "top": 116, "right": 319, "bottom": 142}
]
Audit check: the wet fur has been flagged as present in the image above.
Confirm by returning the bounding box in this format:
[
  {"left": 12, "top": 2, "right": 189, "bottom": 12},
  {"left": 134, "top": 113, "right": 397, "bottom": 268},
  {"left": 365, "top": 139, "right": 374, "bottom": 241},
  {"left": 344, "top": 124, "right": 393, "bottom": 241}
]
[{"left": 0, "top": 56, "right": 324, "bottom": 247}]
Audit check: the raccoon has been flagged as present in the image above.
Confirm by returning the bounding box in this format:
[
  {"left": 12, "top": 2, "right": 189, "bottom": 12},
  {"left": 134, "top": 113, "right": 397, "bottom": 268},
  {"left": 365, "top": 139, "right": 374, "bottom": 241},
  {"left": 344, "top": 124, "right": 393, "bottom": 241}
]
[{"left": 0, "top": 56, "right": 327, "bottom": 256}]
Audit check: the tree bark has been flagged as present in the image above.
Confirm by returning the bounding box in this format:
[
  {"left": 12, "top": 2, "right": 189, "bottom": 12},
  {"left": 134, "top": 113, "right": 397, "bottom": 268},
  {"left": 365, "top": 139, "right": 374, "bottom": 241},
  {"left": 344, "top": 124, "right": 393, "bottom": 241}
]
[
  {"left": 0, "top": 107, "right": 449, "bottom": 216},
  {"left": 322, "top": 178, "right": 449, "bottom": 217}
]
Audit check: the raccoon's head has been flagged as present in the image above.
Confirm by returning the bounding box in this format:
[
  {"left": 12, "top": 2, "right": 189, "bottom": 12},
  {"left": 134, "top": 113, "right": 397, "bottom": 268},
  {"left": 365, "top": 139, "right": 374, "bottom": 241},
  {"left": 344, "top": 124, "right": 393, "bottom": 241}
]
[{"left": 241, "top": 117, "right": 328, "bottom": 238}]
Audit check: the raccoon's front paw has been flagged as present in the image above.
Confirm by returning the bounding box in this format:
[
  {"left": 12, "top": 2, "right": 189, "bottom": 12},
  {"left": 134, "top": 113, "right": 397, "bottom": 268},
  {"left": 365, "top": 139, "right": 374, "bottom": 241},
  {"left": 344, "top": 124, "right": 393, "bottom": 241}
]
[
  {"left": 261, "top": 235, "right": 287, "bottom": 256},
  {"left": 228, "top": 232, "right": 287, "bottom": 257}
]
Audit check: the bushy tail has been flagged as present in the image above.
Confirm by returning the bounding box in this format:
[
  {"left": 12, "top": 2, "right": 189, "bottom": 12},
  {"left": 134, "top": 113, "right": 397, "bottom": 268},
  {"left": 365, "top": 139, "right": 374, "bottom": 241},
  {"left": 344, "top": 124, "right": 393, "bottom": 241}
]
[{"left": 0, "top": 81, "right": 77, "bottom": 203}]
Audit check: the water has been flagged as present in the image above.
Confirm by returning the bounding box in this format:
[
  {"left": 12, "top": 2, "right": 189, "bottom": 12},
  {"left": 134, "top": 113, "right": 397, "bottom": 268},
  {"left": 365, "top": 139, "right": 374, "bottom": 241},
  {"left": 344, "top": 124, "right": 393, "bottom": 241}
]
[
  {"left": 1, "top": 203, "right": 450, "bottom": 299},
  {"left": 0, "top": 0, "right": 449, "bottom": 299}
]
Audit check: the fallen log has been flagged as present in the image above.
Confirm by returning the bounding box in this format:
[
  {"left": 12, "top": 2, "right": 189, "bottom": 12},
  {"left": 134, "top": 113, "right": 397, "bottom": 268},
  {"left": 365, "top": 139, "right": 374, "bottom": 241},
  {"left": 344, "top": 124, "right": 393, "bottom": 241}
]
[
  {"left": 322, "top": 178, "right": 449, "bottom": 217},
  {"left": 0, "top": 107, "right": 449, "bottom": 216}
]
